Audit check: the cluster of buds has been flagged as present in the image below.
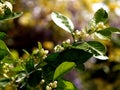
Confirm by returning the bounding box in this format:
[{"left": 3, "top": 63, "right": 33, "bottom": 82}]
[
  {"left": 2, "top": 63, "right": 13, "bottom": 73},
  {"left": 40, "top": 48, "right": 49, "bottom": 59},
  {"left": 0, "top": 2, "right": 5, "bottom": 15},
  {"left": 89, "top": 19, "right": 107, "bottom": 33},
  {"left": 0, "top": 1, "right": 13, "bottom": 15},
  {"left": 54, "top": 45, "right": 64, "bottom": 52},
  {"left": 62, "top": 39, "right": 71, "bottom": 44},
  {"left": 73, "top": 29, "right": 89, "bottom": 42},
  {"left": 46, "top": 81, "right": 57, "bottom": 90}
]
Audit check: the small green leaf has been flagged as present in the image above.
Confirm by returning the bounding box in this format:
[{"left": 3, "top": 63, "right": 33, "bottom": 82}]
[
  {"left": 0, "top": 40, "right": 8, "bottom": 50},
  {"left": 96, "top": 27, "right": 120, "bottom": 40},
  {"left": 0, "top": 32, "right": 7, "bottom": 40},
  {"left": 0, "top": 12, "right": 23, "bottom": 21},
  {"left": 94, "top": 8, "right": 108, "bottom": 23},
  {"left": 0, "top": 40, "right": 9, "bottom": 60},
  {"left": 57, "top": 79, "right": 77, "bottom": 90},
  {"left": 51, "top": 12, "right": 74, "bottom": 33},
  {"left": 0, "top": 78, "right": 10, "bottom": 87},
  {"left": 38, "top": 42, "right": 42, "bottom": 50},
  {"left": 27, "top": 70, "right": 42, "bottom": 87},
  {"left": 53, "top": 62, "right": 76, "bottom": 80},
  {"left": 0, "top": 50, "right": 9, "bottom": 60},
  {"left": 12, "top": 66, "right": 25, "bottom": 72}
]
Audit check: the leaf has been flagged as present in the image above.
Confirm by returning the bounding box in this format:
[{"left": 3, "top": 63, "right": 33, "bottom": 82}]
[
  {"left": 96, "top": 27, "right": 120, "bottom": 39},
  {"left": 85, "top": 41, "right": 108, "bottom": 60},
  {"left": 87, "top": 41, "right": 106, "bottom": 55},
  {"left": 12, "top": 66, "right": 25, "bottom": 72},
  {"left": 53, "top": 62, "right": 76, "bottom": 80},
  {"left": 0, "top": 32, "right": 7, "bottom": 40},
  {"left": 94, "top": 8, "right": 108, "bottom": 23},
  {"left": 45, "top": 52, "right": 59, "bottom": 62},
  {"left": 76, "top": 64, "right": 85, "bottom": 71},
  {"left": 0, "top": 78, "right": 10, "bottom": 87},
  {"left": 2, "top": 56, "right": 15, "bottom": 64},
  {"left": 57, "top": 49, "right": 93, "bottom": 64},
  {"left": 0, "top": 12, "right": 23, "bottom": 21},
  {"left": 57, "top": 79, "right": 77, "bottom": 90},
  {"left": 27, "top": 70, "right": 42, "bottom": 87},
  {"left": 25, "top": 58, "right": 34, "bottom": 73},
  {"left": 51, "top": 12, "right": 74, "bottom": 33},
  {"left": 108, "top": 27, "right": 120, "bottom": 33},
  {"left": 0, "top": 40, "right": 9, "bottom": 60},
  {"left": 72, "top": 41, "right": 108, "bottom": 60},
  {"left": 0, "top": 40, "right": 8, "bottom": 50}
]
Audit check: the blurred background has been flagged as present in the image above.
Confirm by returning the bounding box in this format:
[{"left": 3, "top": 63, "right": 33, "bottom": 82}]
[{"left": 1, "top": 0, "right": 120, "bottom": 90}]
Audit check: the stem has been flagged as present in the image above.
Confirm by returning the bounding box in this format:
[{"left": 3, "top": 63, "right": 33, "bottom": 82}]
[{"left": 72, "top": 33, "right": 76, "bottom": 43}]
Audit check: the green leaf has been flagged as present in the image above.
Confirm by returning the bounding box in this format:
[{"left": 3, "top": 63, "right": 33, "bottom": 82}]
[
  {"left": 38, "top": 42, "right": 42, "bottom": 50},
  {"left": 27, "top": 70, "right": 42, "bottom": 87},
  {"left": 94, "top": 8, "right": 108, "bottom": 23},
  {"left": 57, "top": 79, "right": 77, "bottom": 90},
  {"left": 0, "top": 50, "right": 9, "bottom": 60},
  {"left": 76, "top": 64, "right": 85, "bottom": 71},
  {"left": 87, "top": 41, "right": 106, "bottom": 55},
  {"left": 45, "top": 52, "right": 59, "bottom": 62},
  {"left": 0, "top": 12, "right": 23, "bottom": 21},
  {"left": 84, "top": 41, "right": 108, "bottom": 60},
  {"left": 12, "top": 66, "right": 25, "bottom": 72},
  {"left": 108, "top": 27, "right": 120, "bottom": 33},
  {"left": 53, "top": 62, "right": 76, "bottom": 80},
  {"left": 96, "top": 27, "right": 120, "bottom": 40},
  {"left": 2, "top": 56, "right": 15, "bottom": 64},
  {"left": 0, "top": 40, "right": 9, "bottom": 60},
  {"left": 57, "top": 49, "right": 93, "bottom": 64},
  {"left": 51, "top": 12, "right": 74, "bottom": 33},
  {"left": 0, "top": 78, "right": 10, "bottom": 87},
  {"left": 25, "top": 58, "right": 34, "bottom": 73},
  {"left": 0, "top": 40, "right": 8, "bottom": 50},
  {"left": 0, "top": 32, "right": 7, "bottom": 40},
  {"left": 72, "top": 41, "right": 108, "bottom": 60}
]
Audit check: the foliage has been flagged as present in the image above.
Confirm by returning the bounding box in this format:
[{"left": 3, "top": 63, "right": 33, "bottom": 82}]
[{"left": 0, "top": 1, "right": 120, "bottom": 89}]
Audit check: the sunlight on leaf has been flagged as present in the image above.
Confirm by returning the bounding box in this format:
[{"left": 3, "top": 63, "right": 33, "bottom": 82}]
[
  {"left": 53, "top": 62, "right": 76, "bottom": 80},
  {"left": 51, "top": 12, "right": 74, "bottom": 33}
]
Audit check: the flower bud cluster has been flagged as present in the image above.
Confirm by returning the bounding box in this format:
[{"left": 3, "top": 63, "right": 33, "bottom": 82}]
[
  {"left": 2, "top": 63, "right": 13, "bottom": 73},
  {"left": 73, "top": 29, "right": 89, "bottom": 41},
  {"left": 62, "top": 39, "right": 71, "bottom": 44},
  {"left": 40, "top": 49, "right": 49, "bottom": 59},
  {"left": 46, "top": 81, "right": 57, "bottom": 90},
  {"left": 54, "top": 45, "right": 64, "bottom": 52},
  {"left": 0, "top": 2, "right": 5, "bottom": 15},
  {"left": 89, "top": 19, "right": 107, "bottom": 33}
]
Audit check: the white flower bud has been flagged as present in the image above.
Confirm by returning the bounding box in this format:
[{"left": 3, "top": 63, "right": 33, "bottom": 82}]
[
  {"left": 44, "top": 50, "right": 49, "bottom": 54},
  {"left": 46, "top": 86, "right": 52, "bottom": 90},
  {"left": 40, "top": 79, "right": 45, "bottom": 84}
]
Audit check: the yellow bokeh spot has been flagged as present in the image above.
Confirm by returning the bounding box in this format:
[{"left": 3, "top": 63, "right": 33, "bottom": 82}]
[
  {"left": 109, "top": 48, "right": 120, "bottom": 62},
  {"left": 18, "top": 12, "right": 35, "bottom": 26},
  {"left": 43, "top": 41, "right": 54, "bottom": 50}
]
